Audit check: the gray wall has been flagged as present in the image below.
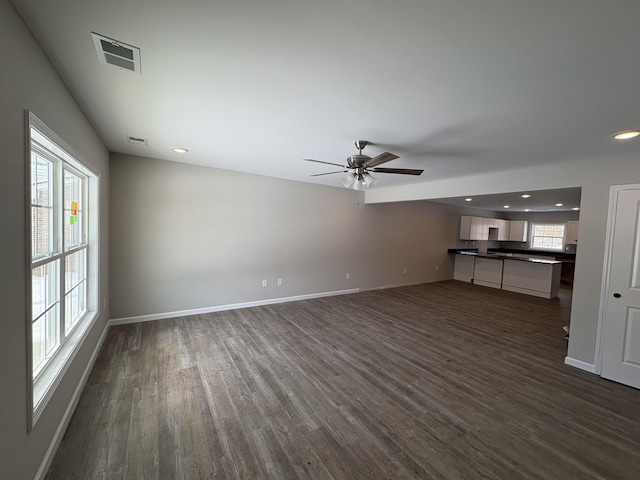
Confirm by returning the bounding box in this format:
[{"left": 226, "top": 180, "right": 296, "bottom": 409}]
[
  {"left": 109, "top": 153, "right": 467, "bottom": 319},
  {"left": 365, "top": 153, "right": 640, "bottom": 368},
  {"left": 0, "top": 2, "right": 109, "bottom": 478}
]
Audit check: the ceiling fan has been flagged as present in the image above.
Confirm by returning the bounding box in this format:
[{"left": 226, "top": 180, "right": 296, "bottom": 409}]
[{"left": 304, "top": 140, "right": 423, "bottom": 190}]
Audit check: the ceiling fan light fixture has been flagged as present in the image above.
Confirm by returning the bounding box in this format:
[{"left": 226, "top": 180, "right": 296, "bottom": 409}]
[
  {"left": 362, "top": 172, "right": 377, "bottom": 188},
  {"left": 341, "top": 173, "right": 356, "bottom": 189},
  {"left": 343, "top": 172, "right": 377, "bottom": 190}
]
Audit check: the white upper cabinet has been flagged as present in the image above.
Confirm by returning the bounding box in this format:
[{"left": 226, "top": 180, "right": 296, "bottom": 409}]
[
  {"left": 497, "top": 219, "right": 510, "bottom": 241},
  {"left": 461, "top": 216, "right": 508, "bottom": 241},
  {"left": 461, "top": 216, "right": 487, "bottom": 240},
  {"left": 566, "top": 221, "right": 579, "bottom": 244},
  {"left": 508, "top": 220, "right": 528, "bottom": 242}
]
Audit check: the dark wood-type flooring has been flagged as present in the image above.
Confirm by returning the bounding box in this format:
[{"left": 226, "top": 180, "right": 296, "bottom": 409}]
[{"left": 46, "top": 281, "right": 640, "bottom": 479}]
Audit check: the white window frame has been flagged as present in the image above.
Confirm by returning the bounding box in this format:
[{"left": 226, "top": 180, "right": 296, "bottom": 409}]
[
  {"left": 26, "top": 112, "right": 100, "bottom": 429},
  {"left": 529, "top": 222, "right": 566, "bottom": 252}
]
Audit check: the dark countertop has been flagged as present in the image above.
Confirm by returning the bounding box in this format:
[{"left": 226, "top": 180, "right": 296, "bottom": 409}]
[
  {"left": 451, "top": 250, "right": 561, "bottom": 264},
  {"left": 448, "top": 247, "right": 575, "bottom": 260},
  {"left": 488, "top": 247, "right": 576, "bottom": 260}
]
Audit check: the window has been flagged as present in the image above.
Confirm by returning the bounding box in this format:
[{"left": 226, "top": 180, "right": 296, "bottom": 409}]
[
  {"left": 530, "top": 223, "right": 565, "bottom": 251},
  {"left": 27, "top": 113, "right": 99, "bottom": 426}
]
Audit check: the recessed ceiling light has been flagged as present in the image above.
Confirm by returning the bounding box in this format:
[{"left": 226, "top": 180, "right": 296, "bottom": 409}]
[
  {"left": 524, "top": 208, "right": 531, "bottom": 212},
  {"left": 572, "top": 207, "right": 580, "bottom": 211},
  {"left": 521, "top": 194, "right": 531, "bottom": 199},
  {"left": 503, "top": 205, "right": 510, "bottom": 209},
  {"left": 464, "top": 197, "right": 473, "bottom": 202},
  {"left": 172, "top": 147, "right": 189, "bottom": 153},
  {"left": 555, "top": 203, "right": 564, "bottom": 207},
  {"left": 613, "top": 130, "right": 640, "bottom": 140}
]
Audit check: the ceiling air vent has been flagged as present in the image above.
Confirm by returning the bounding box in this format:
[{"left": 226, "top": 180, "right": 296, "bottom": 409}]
[
  {"left": 92, "top": 32, "right": 141, "bottom": 74},
  {"left": 126, "top": 135, "right": 148, "bottom": 146}
]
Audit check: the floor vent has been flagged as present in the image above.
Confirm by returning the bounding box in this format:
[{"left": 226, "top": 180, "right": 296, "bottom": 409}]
[
  {"left": 92, "top": 32, "right": 141, "bottom": 75},
  {"left": 126, "top": 135, "right": 148, "bottom": 146}
]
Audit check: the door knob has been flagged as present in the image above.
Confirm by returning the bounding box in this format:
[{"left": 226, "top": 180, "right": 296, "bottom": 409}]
[{"left": 613, "top": 293, "right": 622, "bottom": 298}]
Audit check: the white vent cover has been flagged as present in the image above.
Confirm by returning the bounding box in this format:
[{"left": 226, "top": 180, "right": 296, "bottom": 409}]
[{"left": 92, "top": 32, "right": 141, "bottom": 74}]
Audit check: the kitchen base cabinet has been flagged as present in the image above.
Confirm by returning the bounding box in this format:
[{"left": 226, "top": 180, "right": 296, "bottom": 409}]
[
  {"left": 502, "top": 259, "right": 562, "bottom": 299},
  {"left": 473, "top": 257, "right": 503, "bottom": 289},
  {"left": 454, "top": 254, "right": 475, "bottom": 282}
]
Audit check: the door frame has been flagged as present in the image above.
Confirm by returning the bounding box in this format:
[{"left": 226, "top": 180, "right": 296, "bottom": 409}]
[{"left": 594, "top": 183, "right": 640, "bottom": 375}]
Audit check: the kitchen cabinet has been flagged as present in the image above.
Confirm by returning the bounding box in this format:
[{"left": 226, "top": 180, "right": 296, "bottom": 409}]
[
  {"left": 496, "top": 219, "right": 510, "bottom": 241},
  {"left": 508, "top": 220, "right": 528, "bottom": 242},
  {"left": 473, "top": 257, "right": 503, "bottom": 289},
  {"left": 461, "top": 216, "right": 511, "bottom": 241},
  {"left": 460, "top": 216, "right": 489, "bottom": 240},
  {"left": 502, "top": 259, "right": 562, "bottom": 299},
  {"left": 566, "top": 221, "right": 579, "bottom": 244},
  {"left": 454, "top": 254, "right": 475, "bottom": 282}
]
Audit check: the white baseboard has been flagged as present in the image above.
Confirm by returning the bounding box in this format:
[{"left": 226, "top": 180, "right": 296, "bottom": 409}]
[
  {"left": 564, "top": 356, "right": 597, "bottom": 373},
  {"left": 109, "top": 288, "right": 361, "bottom": 326},
  {"left": 34, "top": 320, "right": 110, "bottom": 480}
]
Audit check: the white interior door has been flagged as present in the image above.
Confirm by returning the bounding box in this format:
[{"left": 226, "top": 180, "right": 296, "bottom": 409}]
[{"left": 601, "top": 187, "right": 640, "bottom": 389}]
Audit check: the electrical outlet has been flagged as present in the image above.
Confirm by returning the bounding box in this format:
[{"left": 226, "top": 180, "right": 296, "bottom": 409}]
[
  {"left": 277, "top": 278, "right": 282, "bottom": 286},
  {"left": 262, "top": 279, "right": 268, "bottom": 287},
  {"left": 403, "top": 268, "right": 407, "bottom": 274},
  {"left": 346, "top": 272, "right": 350, "bottom": 280},
  {"left": 435, "top": 265, "right": 439, "bottom": 271}
]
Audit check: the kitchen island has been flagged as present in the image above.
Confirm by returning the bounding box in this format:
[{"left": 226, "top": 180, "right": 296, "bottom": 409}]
[
  {"left": 452, "top": 252, "right": 562, "bottom": 299},
  {"left": 502, "top": 257, "right": 562, "bottom": 299}
]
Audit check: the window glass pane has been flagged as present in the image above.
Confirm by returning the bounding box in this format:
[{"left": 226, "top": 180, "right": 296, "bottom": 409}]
[
  {"left": 65, "top": 250, "right": 87, "bottom": 333},
  {"left": 65, "top": 282, "right": 86, "bottom": 333},
  {"left": 64, "top": 170, "right": 84, "bottom": 249},
  {"left": 45, "top": 306, "right": 58, "bottom": 355},
  {"left": 32, "top": 316, "right": 45, "bottom": 372},
  {"left": 32, "top": 262, "right": 58, "bottom": 319},
  {"left": 65, "top": 250, "right": 86, "bottom": 293},
  {"left": 31, "top": 154, "right": 54, "bottom": 258},
  {"left": 32, "top": 260, "right": 59, "bottom": 373}
]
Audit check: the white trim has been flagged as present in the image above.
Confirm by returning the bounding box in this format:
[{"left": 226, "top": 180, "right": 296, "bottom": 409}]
[
  {"left": 564, "top": 356, "right": 596, "bottom": 373},
  {"left": 33, "top": 320, "right": 110, "bottom": 480},
  {"left": 109, "top": 288, "right": 360, "bottom": 325},
  {"left": 594, "top": 183, "right": 640, "bottom": 376}
]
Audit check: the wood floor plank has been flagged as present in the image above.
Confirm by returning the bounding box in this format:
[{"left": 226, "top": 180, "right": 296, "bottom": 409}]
[{"left": 46, "top": 281, "right": 640, "bottom": 479}]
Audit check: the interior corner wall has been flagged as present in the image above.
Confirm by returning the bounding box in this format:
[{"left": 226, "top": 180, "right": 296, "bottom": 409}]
[
  {"left": 109, "top": 153, "right": 466, "bottom": 320},
  {"left": 0, "top": 1, "right": 110, "bottom": 479}
]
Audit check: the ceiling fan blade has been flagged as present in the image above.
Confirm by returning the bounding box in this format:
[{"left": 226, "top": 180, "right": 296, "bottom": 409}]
[
  {"left": 310, "top": 170, "right": 348, "bottom": 177},
  {"left": 303, "top": 158, "right": 348, "bottom": 168},
  {"left": 364, "top": 152, "right": 399, "bottom": 168},
  {"left": 371, "top": 167, "right": 424, "bottom": 175}
]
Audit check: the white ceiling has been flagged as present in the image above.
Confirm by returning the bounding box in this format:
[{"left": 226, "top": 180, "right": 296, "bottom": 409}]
[
  {"left": 429, "top": 187, "right": 582, "bottom": 213},
  {"left": 12, "top": 0, "right": 640, "bottom": 195}
]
